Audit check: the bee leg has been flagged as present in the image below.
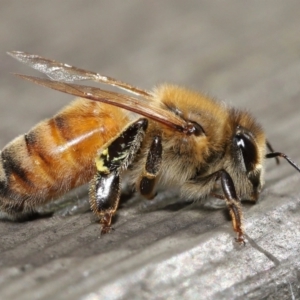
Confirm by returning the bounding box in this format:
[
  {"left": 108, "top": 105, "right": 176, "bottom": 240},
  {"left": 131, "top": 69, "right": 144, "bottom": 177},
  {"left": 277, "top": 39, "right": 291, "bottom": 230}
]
[
  {"left": 217, "top": 169, "right": 245, "bottom": 245},
  {"left": 90, "top": 171, "right": 120, "bottom": 234},
  {"left": 89, "top": 118, "right": 148, "bottom": 234},
  {"left": 193, "top": 169, "right": 244, "bottom": 244},
  {"left": 139, "top": 134, "right": 162, "bottom": 199}
]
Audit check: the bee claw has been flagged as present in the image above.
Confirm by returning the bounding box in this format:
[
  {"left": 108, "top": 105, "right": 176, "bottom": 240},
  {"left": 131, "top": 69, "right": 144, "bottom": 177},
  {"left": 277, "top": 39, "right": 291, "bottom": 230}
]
[
  {"left": 100, "top": 226, "right": 114, "bottom": 235},
  {"left": 235, "top": 234, "right": 246, "bottom": 246}
]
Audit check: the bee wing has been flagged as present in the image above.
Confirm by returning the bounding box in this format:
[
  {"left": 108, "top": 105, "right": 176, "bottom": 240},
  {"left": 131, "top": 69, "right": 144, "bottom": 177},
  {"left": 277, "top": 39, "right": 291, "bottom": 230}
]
[
  {"left": 16, "top": 74, "right": 186, "bottom": 132},
  {"left": 7, "top": 51, "right": 150, "bottom": 98}
]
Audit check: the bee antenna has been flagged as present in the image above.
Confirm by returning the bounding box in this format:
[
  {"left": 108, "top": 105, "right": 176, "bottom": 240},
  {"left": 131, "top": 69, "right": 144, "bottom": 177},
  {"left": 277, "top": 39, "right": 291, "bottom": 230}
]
[
  {"left": 265, "top": 152, "right": 300, "bottom": 173},
  {"left": 266, "top": 140, "right": 280, "bottom": 165}
]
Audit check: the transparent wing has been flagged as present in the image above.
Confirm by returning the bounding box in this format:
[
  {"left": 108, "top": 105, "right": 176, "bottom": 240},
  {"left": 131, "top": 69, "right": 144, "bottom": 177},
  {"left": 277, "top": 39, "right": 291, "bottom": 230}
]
[
  {"left": 16, "top": 74, "right": 187, "bottom": 132},
  {"left": 8, "top": 51, "right": 151, "bottom": 98}
]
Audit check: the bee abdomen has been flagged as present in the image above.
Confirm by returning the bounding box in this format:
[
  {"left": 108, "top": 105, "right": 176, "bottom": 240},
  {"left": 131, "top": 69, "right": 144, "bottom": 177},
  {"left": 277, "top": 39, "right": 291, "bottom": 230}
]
[
  {"left": 0, "top": 133, "right": 51, "bottom": 213},
  {"left": 0, "top": 99, "right": 130, "bottom": 217},
  {"left": 0, "top": 117, "right": 84, "bottom": 216}
]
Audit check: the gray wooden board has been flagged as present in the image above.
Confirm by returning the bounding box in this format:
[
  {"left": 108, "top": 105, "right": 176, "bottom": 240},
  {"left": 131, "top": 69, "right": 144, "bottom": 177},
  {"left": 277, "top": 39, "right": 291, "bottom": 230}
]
[{"left": 0, "top": 1, "right": 300, "bottom": 299}]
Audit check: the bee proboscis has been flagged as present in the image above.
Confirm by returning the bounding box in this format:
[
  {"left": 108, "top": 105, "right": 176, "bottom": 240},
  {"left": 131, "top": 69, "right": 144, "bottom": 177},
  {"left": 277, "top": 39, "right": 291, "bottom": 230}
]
[{"left": 2, "top": 51, "right": 300, "bottom": 244}]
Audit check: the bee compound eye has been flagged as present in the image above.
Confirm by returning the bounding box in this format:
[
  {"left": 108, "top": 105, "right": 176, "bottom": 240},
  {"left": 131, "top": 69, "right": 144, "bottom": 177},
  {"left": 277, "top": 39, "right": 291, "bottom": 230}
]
[{"left": 235, "top": 133, "right": 257, "bottom": 171}]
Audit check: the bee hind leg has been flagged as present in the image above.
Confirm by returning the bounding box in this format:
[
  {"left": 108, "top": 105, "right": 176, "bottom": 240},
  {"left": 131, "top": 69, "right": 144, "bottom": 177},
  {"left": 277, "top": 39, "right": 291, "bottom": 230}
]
[
  {"left": 89, "top": 118, "right": 148, "bottom": 234},
  {"left": 89, "top": 172, "right": 120, "bottom": 234}
]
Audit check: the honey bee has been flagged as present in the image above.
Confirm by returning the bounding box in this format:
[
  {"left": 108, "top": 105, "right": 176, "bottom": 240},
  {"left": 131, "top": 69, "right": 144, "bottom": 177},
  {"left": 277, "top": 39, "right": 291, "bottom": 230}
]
[{"left": 1, "top": 51, "right": 300, "bottom": 244}]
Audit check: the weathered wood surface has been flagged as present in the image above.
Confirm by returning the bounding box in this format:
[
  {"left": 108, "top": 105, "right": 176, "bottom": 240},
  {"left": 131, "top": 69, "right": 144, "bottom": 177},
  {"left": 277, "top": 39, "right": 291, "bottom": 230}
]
[{"left": 0, "top": 1, "right": 300, "bottom": 299}]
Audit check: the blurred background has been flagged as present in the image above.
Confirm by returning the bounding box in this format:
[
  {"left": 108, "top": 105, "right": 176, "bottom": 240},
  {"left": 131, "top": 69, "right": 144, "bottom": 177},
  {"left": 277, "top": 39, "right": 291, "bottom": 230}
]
[{"left": 0, "top": 1, "right": 300, "bottom": 299}]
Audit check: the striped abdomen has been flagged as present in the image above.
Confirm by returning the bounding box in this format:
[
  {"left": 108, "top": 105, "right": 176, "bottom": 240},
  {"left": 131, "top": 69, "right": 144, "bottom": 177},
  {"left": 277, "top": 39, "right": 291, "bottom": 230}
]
[{"left": 0, "top": 98, "right": 130, "bottom": 218}]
